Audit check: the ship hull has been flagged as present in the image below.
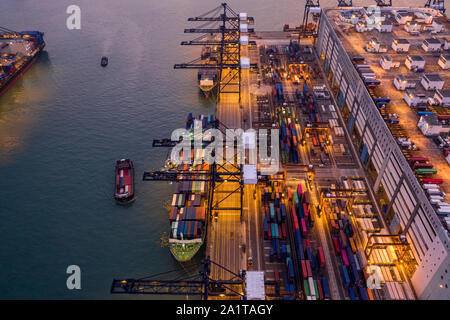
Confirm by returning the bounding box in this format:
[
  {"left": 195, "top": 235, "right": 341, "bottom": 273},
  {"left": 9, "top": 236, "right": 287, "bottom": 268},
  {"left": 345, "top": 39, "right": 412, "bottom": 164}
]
[
  {"left": 0, "top": 42, "right": 45, "bottom": 97},
  {"left": 169, "top": 241, "right": 203, "bottom": 262}
]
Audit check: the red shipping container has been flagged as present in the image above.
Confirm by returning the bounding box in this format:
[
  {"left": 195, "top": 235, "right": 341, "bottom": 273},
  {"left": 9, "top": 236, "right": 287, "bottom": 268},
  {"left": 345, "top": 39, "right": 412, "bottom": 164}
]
[
  {"left": 281, "top": 223, "right": 286, "bottom": 239},
  {"left": 409, "top": 156, "right": 429, "bottom": 164},
  {"left": 340, "top": 230, "right": 347, "bottom": 248},
  {"left": 274, "top": 270, "right": 280, "bottom": 282},
  {"left": 333, "top": 237, "right": 341, "bottom": 255},
  {"left": 301, "top": 260, "right": 307, "bottom": 279},
  {"left": 316, "top": 278, "right": 324, "bottom": 300},
  {"left": 422, "top": 178, "right": 443, "bottom": 185},
  {"left": 278, "top": 224, "right": 283, "bottom": 240},
  {"left": 305, "top": 260, "right": 312, "bottom": 278},
  {"left": 317, "top": 247, "right": 325, "bottom": 267}
]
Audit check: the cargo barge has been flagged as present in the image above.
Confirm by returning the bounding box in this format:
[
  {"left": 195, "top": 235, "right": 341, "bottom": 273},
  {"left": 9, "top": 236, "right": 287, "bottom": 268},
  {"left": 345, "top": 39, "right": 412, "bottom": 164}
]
[
  {"left": 167, "top": 114, "right": 215, "bottom": 262},
  {"left": 0, "top": 30, "right": 45, "bottom": 97},
  {"left": 114, "top": 159, "right": 135, "bottom": 204}
]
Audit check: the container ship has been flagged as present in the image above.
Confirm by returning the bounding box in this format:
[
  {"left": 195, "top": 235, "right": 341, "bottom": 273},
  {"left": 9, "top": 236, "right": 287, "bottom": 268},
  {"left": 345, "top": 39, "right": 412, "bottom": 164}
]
[
  {"left": 197, "top": 46, "right": 218, "bottom": 97},
  {"left": 167, "top": 114, "right": 216, "bottom": 262},
  {"left": 0, "top": 30, "right": 45, "bottom": 97}
]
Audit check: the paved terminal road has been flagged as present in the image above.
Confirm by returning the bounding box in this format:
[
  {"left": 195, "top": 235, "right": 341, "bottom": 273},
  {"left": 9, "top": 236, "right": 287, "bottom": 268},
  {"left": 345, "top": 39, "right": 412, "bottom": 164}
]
[{"left": 207, "top": 59, "right": 245, "bottom": 293}]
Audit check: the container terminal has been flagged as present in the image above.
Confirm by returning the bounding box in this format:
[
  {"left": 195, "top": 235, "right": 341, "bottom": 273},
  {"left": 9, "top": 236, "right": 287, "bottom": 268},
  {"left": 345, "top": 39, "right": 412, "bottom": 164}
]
[
  {"left": 111, "top": 1, "right": 450, "bottom": 300},
  {"left": 0, "top": 27, "right": 45, "bottom": 96}
]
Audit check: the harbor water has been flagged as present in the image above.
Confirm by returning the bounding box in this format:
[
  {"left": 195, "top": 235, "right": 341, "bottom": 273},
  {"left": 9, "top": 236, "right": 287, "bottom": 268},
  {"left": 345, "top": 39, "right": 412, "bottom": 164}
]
[{"left": 0, "top": 0, "right": 444, "bottom": 299}]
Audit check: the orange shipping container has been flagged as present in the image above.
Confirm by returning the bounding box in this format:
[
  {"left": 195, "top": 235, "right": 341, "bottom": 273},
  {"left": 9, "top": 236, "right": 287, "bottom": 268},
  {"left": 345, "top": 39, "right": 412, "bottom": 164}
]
[
  {"left": 367, "top": 288, "right": 374, "bottom": 300},
  {"left": 349, "top": 237, "right": 357, "bottom": 253}
]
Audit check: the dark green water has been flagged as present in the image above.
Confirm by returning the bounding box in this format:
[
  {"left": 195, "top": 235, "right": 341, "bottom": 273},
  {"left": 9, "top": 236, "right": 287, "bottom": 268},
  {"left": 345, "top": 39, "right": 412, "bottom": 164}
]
[{"left": 0, "top": 0, "right": 438, "bottom": 299}]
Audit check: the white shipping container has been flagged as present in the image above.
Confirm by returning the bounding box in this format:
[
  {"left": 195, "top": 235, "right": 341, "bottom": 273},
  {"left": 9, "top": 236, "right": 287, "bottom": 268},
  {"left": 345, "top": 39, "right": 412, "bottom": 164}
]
[
  {"left": 423, "top": 184, "right": 439, "bottom": 189},
  {"left": 308, "top": 277, "right": 316, "bottom": 298},
  {"left": 427, "top": 188, "right": 442, "bottom": 195},
  {"left": 172, "top": 194, "right": 177, "bottom": 206}
]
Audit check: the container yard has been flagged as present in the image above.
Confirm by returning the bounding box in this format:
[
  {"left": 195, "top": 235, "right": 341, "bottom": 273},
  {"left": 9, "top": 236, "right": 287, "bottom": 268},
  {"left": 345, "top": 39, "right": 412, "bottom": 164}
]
[{"left": 110, "top": 3, "right": 450, "bottom": 301}]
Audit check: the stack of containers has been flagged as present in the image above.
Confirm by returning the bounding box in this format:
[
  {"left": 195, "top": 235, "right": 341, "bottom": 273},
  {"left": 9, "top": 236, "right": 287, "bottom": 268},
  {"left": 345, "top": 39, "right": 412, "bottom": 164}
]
[
  {"left": 278, "top": 108, "right": 301, "bottom": 164},
  {"left": 262, "top": 182, "right": 287, "bottom": 262},
  {"left": 326, "top": 196, "right": 373, "bottom": 299},
  {"left": 289, "top": 184, "right": 325, "bottom": 300}
]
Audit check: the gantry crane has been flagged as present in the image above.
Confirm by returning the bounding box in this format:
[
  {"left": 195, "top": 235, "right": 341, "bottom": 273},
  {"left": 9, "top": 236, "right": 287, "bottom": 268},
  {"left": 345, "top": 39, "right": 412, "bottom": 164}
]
[
  {"left": 144, "top": 118, "right": 245, "bottom": 219},
  {"left": 300, "top": 0, "right": 321, "bottom": 42},
  {"left": 174, "top": 3, "right": 257, "bottom": 102},
  {"left": 111, "top": 256, "right": 280, "bottom": 299},
  {"left": 337, "top": 0, "right": 353, "bottom": 7},
  {"left": 424, "top": 0, "right": 446, "bottom": 14},
  {"left": 374, "top": 0, "right": 392, "bottom": 6}
]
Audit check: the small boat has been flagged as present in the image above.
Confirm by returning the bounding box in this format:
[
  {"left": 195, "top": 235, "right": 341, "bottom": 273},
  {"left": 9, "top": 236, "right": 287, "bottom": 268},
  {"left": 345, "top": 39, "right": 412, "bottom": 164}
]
[
  {"left": 114, "top": 159, "right": 135, "bottom": 204},
  {"left": 101, "top": 56, "right": 108, "bottom": 67}
]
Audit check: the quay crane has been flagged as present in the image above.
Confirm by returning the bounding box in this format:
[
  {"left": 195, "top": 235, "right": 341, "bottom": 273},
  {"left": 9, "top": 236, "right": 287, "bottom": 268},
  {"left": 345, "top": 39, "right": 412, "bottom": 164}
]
[
  {"left": 174, "top": 3, "right": 257, "bottom": 102},
  {"left": 282, "top": 1, "right": 321, "bottom": 42},
  {"left": 300, "top": 0, "right": 321, "bottom": 42},
  {"left": 146, "top": 118, "right": 245, "bottom": 219},
  {"left": 111, "top": 256, "right": 280, "bottom": 299},
  {"left": 0, "top": 26, "right": 21, "bottom": 36}
]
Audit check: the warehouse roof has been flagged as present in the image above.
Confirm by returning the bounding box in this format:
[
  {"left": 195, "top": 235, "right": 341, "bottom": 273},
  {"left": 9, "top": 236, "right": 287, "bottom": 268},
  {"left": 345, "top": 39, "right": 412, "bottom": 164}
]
[
  {"left": 424, "top": 38, "right": 442, "bottom": 45},
  {"left": 437, "top": 89, "right": 450, "bottom": 98},
  {"left": 408, "top": 55, "right": 425, "bottom": 61},
  {"left": 395, "top": 38, "right": 410, "bottom": 44}
]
